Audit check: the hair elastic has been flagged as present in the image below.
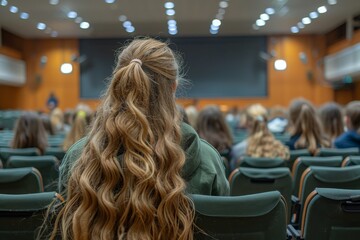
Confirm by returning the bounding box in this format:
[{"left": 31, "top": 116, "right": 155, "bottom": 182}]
[{"left": 130, "top": 58, "right": 142, "bottom": 66}]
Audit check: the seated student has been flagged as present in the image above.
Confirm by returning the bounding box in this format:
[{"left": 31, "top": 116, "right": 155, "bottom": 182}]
[
  {"left": 47, "top": 39, "right": 229, "bottom": 240},
  {"left": 319, "top": 102, "right": 344, "bottom": 145},
  {"left": 286, "top": 98, "right": 330, "bottom": 154},
  {"left": 11, "top": 112, "right": 48, "bottom": 155},
  {"left": 62, "top": 110, "right": 91, "bottom": 151},
  {"left": 231, "top": 104, "right": 289, "bottom": 170},
  {"left": 334, "top": 101, "right": 360, "bottom": 148}
]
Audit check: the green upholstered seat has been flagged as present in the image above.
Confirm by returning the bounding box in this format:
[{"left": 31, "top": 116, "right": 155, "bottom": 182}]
[
  {"left": 0, "top": 168, "right": 43, "bottom": 194},
  {"left": 342, "top": 156, "right": 360, "bottom": 167},
  {"left": 240, "top": 157, "right": 286, "bottom": 168},
  {"left": 7, "top": 156, "right": 59, "bottom": 191},
  {"left": 229, "top": 167, "right": 292, "bottom": 220},
  {"left": 44, "top": 147, "right": 66, "bottom": 161},
  {"left": 316, "top": 147, "right": 360, "bottom": 158},
  {"left": 0, "top": 148, "right": 40, "bottom": 166},
  {"left": 191, "top": 191, "right": 287, "bottom": 240},
  {"left": 292, "top": 156, "right": 343, "bottom": 197},
  {"left": 302, "top": 188, "right": 360, "bottom": 240},
  {"left": 0, "top": 192, "right": 59, "bottom": 240},
  {"left": 287, "top": 149, "right": 311, "bottom": 170}
]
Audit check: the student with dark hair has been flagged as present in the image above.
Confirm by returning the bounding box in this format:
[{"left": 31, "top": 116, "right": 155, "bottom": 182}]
[
  {"left": 319, "top": 102, "right": 344, "bottom": 144},
  {"left": 286, "top": 98, "right": 330, "bottom": 154},
  {"left": 12, "top": 112, "right": 48, "bottom": 155},
  {"left": 47, "top": 38, "right": 228, "bottom": 240},
  {"left": 334, "top": 101, "right": 360, "bottom": 148}
]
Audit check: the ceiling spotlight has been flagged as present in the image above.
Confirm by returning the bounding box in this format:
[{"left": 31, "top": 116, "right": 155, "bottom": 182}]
[
  {"left": 210, "top": 24, "right": 219, "bottom": 31},
  {"left": 302, "top": 17, "right": 311, "bottom": 25},
  {"left": 1, "top": 0, "right": 8, "bottom": 6},
  {"left": 309, "top": 12, "right": 319, "bottom": 19},
  {"left": 49, "top": 0, "right": 59, "bottom": 5},
  {"left": 166, "top": 9, "right": 175, "bottom": 16},
  {"left": 37, "top": 22, "right": 46, "bottom": 30},
  {"left": 126, "top": 26, "right": 135, "bottom": 33},
  {"left": 260, "top": 13, "right": 270, "bottom": 21},
  {"left": 256, "top": 19, "right": 266, "bottom": 27},
  {"left": 105, "top": 0, "right": 115, "bottom": 3},
  {"left": 265, "top": 8, "right": 275, "bottom": 15},
  {"left": 20, "top": 12, "right": 29, "bottom": 19},
  {"left": 210, "top": 28, "right": 218, "bottom": 35},
  {"left": 219, "top": 1, "right": 228, "bottom": 8},
  {"left": 317, "top": 6, "right": 327, "bottom": 14},
  {"left": 9, "top": 6, "right": 18, "bottom": 13},
  {"left": 164, "top": 2, "right": 174, "bottom": 9},
  {"left": 118, "top": 15, "right": 127, "bottom": 22},
  {"left": 274, "top": 59, "right": 287, "bottom": 71},
  {"left": 291, "top": 26, "right": 299, "bottom": 33},
  {"left": 169, "top": 29, "right": 177, "bottom": 35},
  {"left": 328, "top": 0, "right": 337, "bottom": 5},
  {"left": 168, "top": 19, "right": 176, "bottom": 26},
  {"left": 67, "top": 11, "right": 77, "bottom": 19},
  {"left": 123, "top": 21, "right": 132, "bottom": 28},
  {"left": 60, "top": 63, "right": 73, "bottom": 74},
  {"left": 80, "top": 22, "right": 90, "bottom": 29},
  {"left": 212, "top": 19, "right": 221, "bottom": 27},
  {"left": 297, "top": 22, "right": 305, "bottom": 29},
  {"left": 168, "top": 25, "right": 177, "bottom": 31}
]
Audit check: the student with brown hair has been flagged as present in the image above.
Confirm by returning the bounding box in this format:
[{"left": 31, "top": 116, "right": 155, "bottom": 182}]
[
  {"left": 334, "top": 101, "right": 360, "bottom": 148},
  {"left": 48, "top": 38, "right": 228, "bottom": 240},
  {"left": 286, "top": 98, "right": 330, "bottom": 154},
  {"left": 12, "top": 112, "right": 48, "bottom": 155},
  {"left": 62, "top": 110, "right": 91, "bottom": 151},
  {"left": 319, "top": 102, "right": 344, "bottom": 144}
]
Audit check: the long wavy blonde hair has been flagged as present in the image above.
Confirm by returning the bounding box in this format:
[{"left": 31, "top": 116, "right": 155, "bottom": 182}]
[{"left": 50, "top": 38, "right": 194, "bottom": 239}]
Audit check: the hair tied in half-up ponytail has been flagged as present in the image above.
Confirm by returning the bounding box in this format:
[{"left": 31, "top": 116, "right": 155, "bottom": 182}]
[{"left": 130, "top": 58, "right": 142, "bottom": 66}]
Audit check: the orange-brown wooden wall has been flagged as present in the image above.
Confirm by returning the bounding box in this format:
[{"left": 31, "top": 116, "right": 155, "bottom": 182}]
[{"left": 0, "top": 31, "right": 359, "bottom": 111}]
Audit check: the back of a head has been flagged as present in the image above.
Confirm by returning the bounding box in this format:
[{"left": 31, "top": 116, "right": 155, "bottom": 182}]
[
  {"left": 185, "top": 105, "right": 198, "bottom": 127},
  {"left": 12, "top": 112, "right": 48, "bottom": 154},
  {"left": 196, "top": 105, "right": 233, "bottom": 152},
  {"left": 289, "top": 98, "right": 328, "bottom": 153},
  {"left": 62, "top": 110, "right": 90, "bottom": 151},
  {"left": 345, "top": 101, "right": 360, "bottom": 133},
  {"left": 319, "top": 102, "right": 344, "bottom": 140},
  {"left": 51, "top": 38, "right": 194, "bottom": 240},
  {"left": 245, "top": 104, "right": 272, "bottom": 148},
  {"left": 50, "top": 108, "right": 64, "bottom": 132}
]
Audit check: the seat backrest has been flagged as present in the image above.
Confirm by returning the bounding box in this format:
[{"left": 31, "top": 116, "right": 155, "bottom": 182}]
[
  {"left": 7, "top": 156, "right": 59, "bottom": 191},
  {"left": 0, "top": 148, "right": 40, "bottom": 166},
  {"left": 292, "top": 156, "right": 343, "bottom": 197},
  {"left": 44, "top": 147, "right": 66, "bottom": 161},
  {"left": 191, "top": 191, "right": 287, "bottom": 240},
  {"left": 302, "top": 188, "right": 360, "bottom": 240},
  {"left": 240, "top": 157, "right": 286, "bottom": 168},
  {"left": 287, "top": 149, "right": 311, "bottom": 169},
  {"left": 0, "top": 168, "right": 43, "bottom": 194},
  {"left": 0, "top": 191, "right": 61, "bottom": 240},
  {"left": 342, "top": 156, "right": 360, "bottom": 167},
  {"left": 316, "top": 147, "right": 360, "bottom": 158},
  {"left": 229, "top": 167, "right": 292, "bottom": 218}
]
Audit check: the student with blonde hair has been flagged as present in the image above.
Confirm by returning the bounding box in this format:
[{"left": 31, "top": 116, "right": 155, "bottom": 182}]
[
  {"left": 45, "top": 38, "right": 228, "bottom": 240},
  {"left": 62, "top": 110, "right": 91, "bottom": 151},
  {"left": 286, "top": 98, "right": 330, "bottom": 154}
]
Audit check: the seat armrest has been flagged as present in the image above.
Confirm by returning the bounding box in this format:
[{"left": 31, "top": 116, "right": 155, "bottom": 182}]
[
  {"left": 291, "top": 195, "right": 299, "bottom": 204},
  {"left": 287, "top": 224, "right": 302, "bottom": 240},
  {"left": 291, "top": 195, "right": 301, "bottom": 226}
]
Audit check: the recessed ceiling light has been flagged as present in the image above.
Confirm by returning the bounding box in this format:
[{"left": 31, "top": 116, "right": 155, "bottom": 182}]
[
  {"left": 60, "top": 63, "right": 73, "bottom": 74},
  {"left": 166, "top": 9, "right": 175, "bottom": 16},
  {"left": 105, "top": 0, "right": 115, "bottom": 3},
  {"left": 67, "top": 11, "right": 77, "bottom": 19},
  {"left": 265, "top": 8, "right": 275, "bottom": 15},
  {"left": 80, "top": 22, "right": 90, "bottom": 29},
  {"left": 256, "top": 19, "right": 266, "bottom": 27},
  {"left": 20, "top": 12, "right": 29, "bottom": 19},
  {"left": 291, "top": 26, "right": 299, "bottom": 33},
  {"left": 210, "top": 24, "right": 219, "bottom": 31},
  {"left": 123, "top": 21, "right": 132, "bottom": 28},
  {"left": 328, "top": 0, "right": 337, "bottom": 5},
  {"left": 212, "top": 19, "right": 221, "bottom": 27},
  {"left": 274, "top": 59, "right": 287, "bottom": 71},
  {"left": 309, "top": 12, "right": 319, "bottom": 19},
  {"left": 1, "top": 0, "right": 8, "bottom": 6},
  {"left": 317, "top": 6, "right": 327, "bottom": 14},
  {"left": 51, "top": 31, "right": 58, "bottom": 37},
  {"left": 210, "top": 28, "right": 218, "bottom": 35},
  {"left": 219, "top": 1, "right": 228, "bottom": 8},
  {"left": 168, "top": 19, "right": 176, "bottom": 26},
  {"left": 49, "top": 0, "right": 59, "bottom": 5},
  {"left": 37, "top": 23, "right": 46, "bottom": 30},
  {"left": 164, "top": 2, "right": 174, "bottom": 9},
  {"left": 9, "top": 6, "right": 18, "bottom": 13},
  {"left": 260, "top": 13, "right": 270, "bottom": 21},
  {"left": 126, "top": 26, "right": 135, "bottom": 33},
  {"left": 169, "top": 29, "right": 177, "bottom": 35},
  {"left": 302, "top": 17, "right": 311, "bottom": 25},
  {"left": 168, "top": 25, "right": 177, "bottom": 31},
  {"left": 118, "top": 15, "right": 127, "bottom": 22},
  {"left": 297, "top": 22, "right": 305, "bottom": 29}
]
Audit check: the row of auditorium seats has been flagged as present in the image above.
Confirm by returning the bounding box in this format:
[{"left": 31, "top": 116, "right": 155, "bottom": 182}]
[{"left": 0, "top": 130, "right": 66, "bottom": 148}]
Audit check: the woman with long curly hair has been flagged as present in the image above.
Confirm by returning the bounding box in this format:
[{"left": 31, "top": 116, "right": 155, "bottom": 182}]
[{"left": 45, "top": 38, "right": 229, "bottom": 240}]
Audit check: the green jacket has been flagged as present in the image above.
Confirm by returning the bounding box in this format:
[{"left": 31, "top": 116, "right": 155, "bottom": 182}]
[{"left": 58, "top": 123, "right": 229, "bottom": 196}]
